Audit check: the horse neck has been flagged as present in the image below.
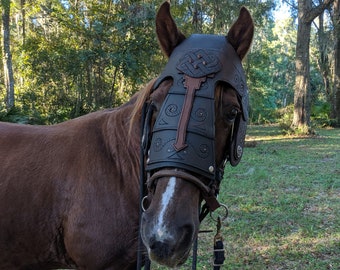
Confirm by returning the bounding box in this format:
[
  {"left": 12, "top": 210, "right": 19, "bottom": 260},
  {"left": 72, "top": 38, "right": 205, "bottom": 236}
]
[
  {"left": 103, "top": 79, "right": 156, "bottom": 177},
  {"left": 104, "top": 102, "right": 141, "bottom": 168}
]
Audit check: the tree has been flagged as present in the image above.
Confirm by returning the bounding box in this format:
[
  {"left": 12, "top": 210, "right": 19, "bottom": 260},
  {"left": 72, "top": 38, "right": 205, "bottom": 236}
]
[
  {"left": 9, "top": 0, "right": 159, "bottom": 123},
  {"left": 292, "top": 0, "right": 334, "bottom": 133},
  {"left": 333, "top": 0, "right": 340, "bottom": 126},
  {"left": 316, "top": 9, "right": 331, "bottom": 104},
  {"left": 1, "top": 0, "right": 15, "bottom": 109}
]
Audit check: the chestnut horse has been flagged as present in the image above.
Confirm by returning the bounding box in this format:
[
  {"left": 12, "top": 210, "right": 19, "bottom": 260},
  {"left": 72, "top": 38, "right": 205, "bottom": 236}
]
[{"left": 0, "top": 2, "right": 253, "bottom": 269}]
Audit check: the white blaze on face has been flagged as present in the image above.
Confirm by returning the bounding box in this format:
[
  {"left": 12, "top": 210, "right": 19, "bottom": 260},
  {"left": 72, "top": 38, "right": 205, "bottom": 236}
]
[{"left": 154, "top": 176, "right": 177, "bottom": 240}]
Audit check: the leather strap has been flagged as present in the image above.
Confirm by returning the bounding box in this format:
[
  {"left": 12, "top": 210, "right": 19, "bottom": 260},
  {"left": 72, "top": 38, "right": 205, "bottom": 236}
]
[
  {"left": 174, "top": 75, "right": 207, "bottom": 151},
  {"left": 147, "top": 169, "right": 211, "bottom": 194},
  {"left": 147, "top": 169, "right": 220, "bottom": 212}
]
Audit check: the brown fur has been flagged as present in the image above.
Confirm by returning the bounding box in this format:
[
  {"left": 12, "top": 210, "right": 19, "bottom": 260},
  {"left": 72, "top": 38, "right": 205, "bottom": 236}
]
[{"left": 0, "top": 102, "right": 143, "bottom": 269}]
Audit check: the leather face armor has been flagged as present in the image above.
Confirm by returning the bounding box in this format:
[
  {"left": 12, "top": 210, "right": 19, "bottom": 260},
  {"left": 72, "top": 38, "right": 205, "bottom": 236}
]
[{"left": 147, "top": 34, "right": 249, "bottom": 180}]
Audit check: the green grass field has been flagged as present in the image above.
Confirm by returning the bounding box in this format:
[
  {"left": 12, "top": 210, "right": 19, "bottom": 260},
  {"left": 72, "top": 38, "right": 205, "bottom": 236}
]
[{"left": 154, "top": 125, "right": 340, "bottom": 269}]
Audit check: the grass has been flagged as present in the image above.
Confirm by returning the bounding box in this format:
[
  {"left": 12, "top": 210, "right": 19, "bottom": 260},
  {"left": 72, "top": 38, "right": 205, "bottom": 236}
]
[{"left": 153, "top": 125, "right": 340, "bottom": 269}]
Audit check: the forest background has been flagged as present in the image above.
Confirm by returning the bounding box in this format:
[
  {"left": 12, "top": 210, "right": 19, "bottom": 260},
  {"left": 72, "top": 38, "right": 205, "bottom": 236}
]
[{"left": 0, "top": 0, "right": 339, "bottom": 133}]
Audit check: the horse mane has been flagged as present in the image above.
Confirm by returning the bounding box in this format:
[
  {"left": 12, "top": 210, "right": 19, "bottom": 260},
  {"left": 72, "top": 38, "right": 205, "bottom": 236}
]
[{"left": 129, "top": 78, "right": 157, "bottom": 136}]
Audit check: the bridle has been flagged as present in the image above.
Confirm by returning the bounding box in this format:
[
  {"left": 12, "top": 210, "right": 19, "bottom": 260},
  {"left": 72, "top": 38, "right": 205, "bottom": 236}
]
[
  {"left": 137, "top": 34, "right": 249, "bottom": 269},
  {"left": 147, "top": 170, "right": 212, "bottom": 195},
  {"left": 146, "top": 169, "right": 221, "bottom": 213}
]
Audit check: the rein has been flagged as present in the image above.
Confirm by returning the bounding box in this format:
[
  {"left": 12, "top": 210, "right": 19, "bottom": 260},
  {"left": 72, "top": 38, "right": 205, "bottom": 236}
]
[{"left": 137, "top": 103, "right": 151, "bottom": 270}]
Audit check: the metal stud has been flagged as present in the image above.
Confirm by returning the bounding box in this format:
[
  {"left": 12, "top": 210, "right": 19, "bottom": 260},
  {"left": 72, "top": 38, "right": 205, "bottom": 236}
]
[
  {"left": 209, "top": 166, "right": 214, "bottom": 173},
  {"left": 237, "top": 145, "right": 243, "bottom": 158}
]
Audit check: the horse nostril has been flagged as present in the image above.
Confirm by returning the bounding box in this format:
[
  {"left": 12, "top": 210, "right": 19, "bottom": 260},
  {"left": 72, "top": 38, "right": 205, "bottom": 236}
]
[
  {"left": 148, "top": 235, "right": 156, "bottom": 247},
  {"left": 180, "top": 224, "right": 195, "bottom": 245},
  {"left": 182, "top": 224, "right": 194, "bottom": 234},
  {"left": 149, "top": 240, "right": 172, "bottom": 259}
]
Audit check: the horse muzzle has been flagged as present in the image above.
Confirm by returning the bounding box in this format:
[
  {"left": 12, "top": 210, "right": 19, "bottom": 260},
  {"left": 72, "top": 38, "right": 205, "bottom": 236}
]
[
  {"left": 140, "top": 174, "right": 200, "bottom": 267},
  {"left": 141, "top": 217, "right": 195, "bottom": 268},
  {"left": 141, "top": 222, "right": 194, "bottom": 267}
]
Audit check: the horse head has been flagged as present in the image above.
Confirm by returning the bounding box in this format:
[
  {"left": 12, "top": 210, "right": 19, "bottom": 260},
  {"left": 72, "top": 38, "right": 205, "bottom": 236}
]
[{"left": 140, "top": 2, "right": 254, "bottom": 267}]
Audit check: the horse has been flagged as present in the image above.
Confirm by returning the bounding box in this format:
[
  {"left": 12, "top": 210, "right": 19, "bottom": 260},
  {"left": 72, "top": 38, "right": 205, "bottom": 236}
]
[{"left": 0, "top": 2, "right": 253, "bottom": 269}]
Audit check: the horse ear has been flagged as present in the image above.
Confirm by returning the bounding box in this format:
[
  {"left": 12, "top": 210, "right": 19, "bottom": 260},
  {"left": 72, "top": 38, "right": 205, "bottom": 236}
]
[
  {"left": 227, "top": 7, "right": 254, "bottom": 60},
  {"left": 156, "top": 2, "right": 186, "bottom": 57}
]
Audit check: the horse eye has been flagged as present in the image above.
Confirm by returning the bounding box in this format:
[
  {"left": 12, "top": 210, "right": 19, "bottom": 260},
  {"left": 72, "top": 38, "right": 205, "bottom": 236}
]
[{"left": 226, "top": 108, "right": 240, "bottom": 122}]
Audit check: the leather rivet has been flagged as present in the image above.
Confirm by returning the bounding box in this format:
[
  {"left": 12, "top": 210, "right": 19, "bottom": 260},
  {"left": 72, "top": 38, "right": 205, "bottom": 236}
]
[{"left": 237, "top": 145, "right": 243, "bottom": 158}]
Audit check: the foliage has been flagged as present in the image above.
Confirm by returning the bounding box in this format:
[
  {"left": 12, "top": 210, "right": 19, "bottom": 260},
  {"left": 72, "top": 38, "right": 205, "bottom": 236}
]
[
  {"left": 312, "top": 102, "right": 334, "bottom": 127},
  {"left": 247, "top": 16, "right": 296, "bottom": 124},
  {"left": 0, "top": 0, "right": 336, "bottom": 125},
  {"left": 2, "top": 0, "right": 161, "bottom": 123},
  {"left": 276, "top": 104, "right": 294, "bottom": 131}
]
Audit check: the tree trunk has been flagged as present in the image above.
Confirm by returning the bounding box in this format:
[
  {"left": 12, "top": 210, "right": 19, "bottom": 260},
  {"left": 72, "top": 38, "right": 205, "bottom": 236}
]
[
  {"left": 317, "top": 12, "right": 331, "bottom": 98},
  {"left": 1, "top": 0, "right": 15, "bottom": 109},
  {"left": 333, "top": 0, "right": 340, "bottom": 126},
  {"left": 21, "top": 0, "right": 26, "bottom": 44},
  {"left": 292, "top": 0, "right": 335, "bottom": 133},
  {"left": 292, "top": 0, "right": 312, "bottom": 132}
]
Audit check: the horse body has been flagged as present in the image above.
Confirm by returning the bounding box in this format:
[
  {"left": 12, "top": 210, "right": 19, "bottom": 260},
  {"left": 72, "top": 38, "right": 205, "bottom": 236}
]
[
  {"left": 0, "top": 106, "right": 141, "bottom": 269},
  {"left": 0, "top": 2, "right": 254, "bottom": 269}
]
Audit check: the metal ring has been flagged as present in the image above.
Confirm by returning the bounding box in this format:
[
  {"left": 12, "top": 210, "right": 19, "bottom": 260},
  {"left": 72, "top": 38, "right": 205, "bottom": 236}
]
[
  {"left": 210, "top": 203, "right": 229, "bottom": 222},
  {"left": 141, "top": 196, "right": 149, "bottom": 212}
]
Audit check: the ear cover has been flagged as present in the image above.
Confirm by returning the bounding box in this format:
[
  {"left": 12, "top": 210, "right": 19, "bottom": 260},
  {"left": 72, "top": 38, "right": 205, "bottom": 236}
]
[
  {"left": 229, "top": 112, "right": 247, "bottom": 166},
  {"left": 226, "top": 7, "right": 252, "bottom": 166}
]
